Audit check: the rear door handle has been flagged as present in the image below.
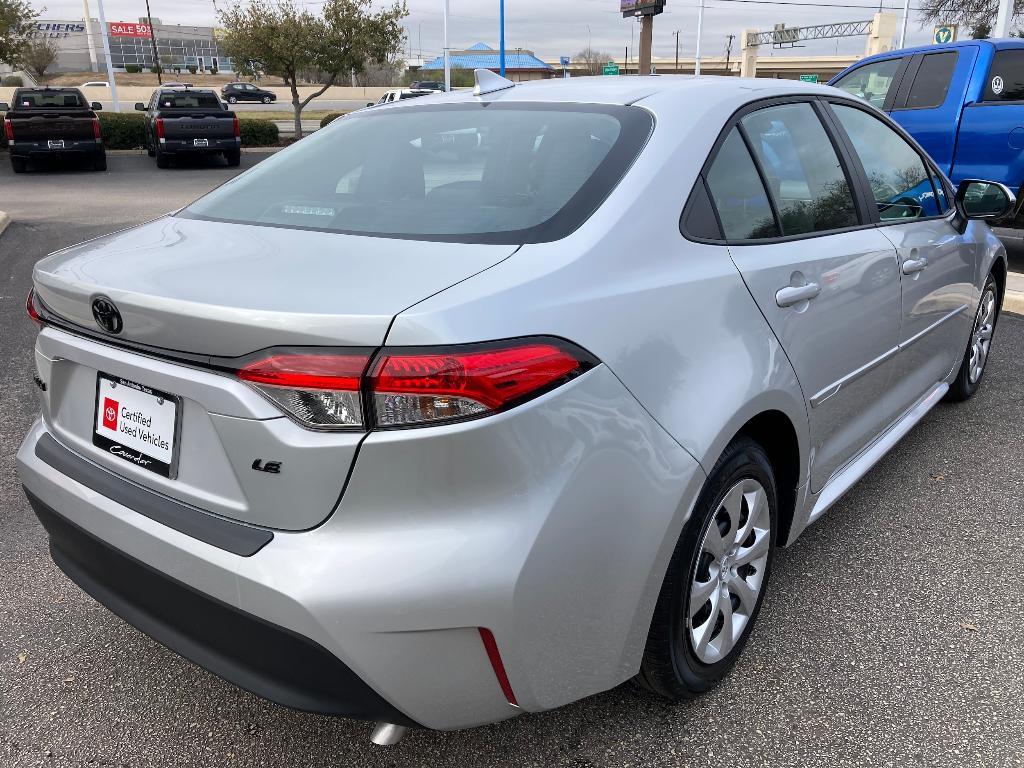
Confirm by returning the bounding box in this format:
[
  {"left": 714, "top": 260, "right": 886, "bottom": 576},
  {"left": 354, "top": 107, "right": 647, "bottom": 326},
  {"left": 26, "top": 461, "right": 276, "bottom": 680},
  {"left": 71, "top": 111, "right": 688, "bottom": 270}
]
[
  {"left": 902, "top": 257, "right": 929, "bottom": 275},
  {"left": 775, "top": 282, "right": 821, "bottom": 308}
]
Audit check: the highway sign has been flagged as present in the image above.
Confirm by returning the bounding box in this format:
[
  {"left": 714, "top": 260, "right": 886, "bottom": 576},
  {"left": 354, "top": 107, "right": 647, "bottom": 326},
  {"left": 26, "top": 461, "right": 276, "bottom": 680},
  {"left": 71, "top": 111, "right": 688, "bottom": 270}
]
[
  {"left": 933, "top": 25, "right": 957, "bottom": 44},
  {"left": 560, "top": 56, "right": 570, "bottom": 66},
  {"left": 799, "top": 74, "right": 818, "bottom": 83},
  {"left": 603, "top": 62, "right": 621, "bottom": 76}
]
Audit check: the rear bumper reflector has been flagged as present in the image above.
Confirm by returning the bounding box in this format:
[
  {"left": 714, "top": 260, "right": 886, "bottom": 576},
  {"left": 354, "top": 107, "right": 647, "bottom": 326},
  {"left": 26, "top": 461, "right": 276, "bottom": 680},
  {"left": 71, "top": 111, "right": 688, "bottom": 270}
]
[{"left": 478, "top": 627, "right": 519, "bottom": 707}]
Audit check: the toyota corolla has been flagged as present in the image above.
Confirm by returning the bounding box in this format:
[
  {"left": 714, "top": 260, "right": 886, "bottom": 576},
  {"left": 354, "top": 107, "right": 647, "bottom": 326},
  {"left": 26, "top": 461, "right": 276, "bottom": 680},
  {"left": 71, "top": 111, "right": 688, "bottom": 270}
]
[{"left": 17, "top": 71, "right": 1012, "bottom": 744}]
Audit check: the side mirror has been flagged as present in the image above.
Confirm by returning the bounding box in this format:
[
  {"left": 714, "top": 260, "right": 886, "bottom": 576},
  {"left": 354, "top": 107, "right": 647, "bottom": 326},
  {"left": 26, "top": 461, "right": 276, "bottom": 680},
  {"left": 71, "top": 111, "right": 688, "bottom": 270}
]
[
  {"left": 954, "top": 180, "right": 1017, "bottom": 229},
  {"left": 134, "top": 102, "right": 147, "bottom": 111},
  {"left": 0, "top": 102, "right": 9, "bottom": 112},
  {"left": 91, "top": 102, "right": 103, "bottom": 111}
]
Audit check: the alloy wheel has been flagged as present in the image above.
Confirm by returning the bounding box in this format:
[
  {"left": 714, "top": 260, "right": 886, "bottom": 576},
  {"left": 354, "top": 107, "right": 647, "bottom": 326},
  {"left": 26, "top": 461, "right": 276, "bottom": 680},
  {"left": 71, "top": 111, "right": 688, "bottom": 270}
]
[
  {"left": 969, "top": 287, "right": 997, "bottom": 385},
  {"left": 687, "top": 478, "right": 771, "bottom": 665}
]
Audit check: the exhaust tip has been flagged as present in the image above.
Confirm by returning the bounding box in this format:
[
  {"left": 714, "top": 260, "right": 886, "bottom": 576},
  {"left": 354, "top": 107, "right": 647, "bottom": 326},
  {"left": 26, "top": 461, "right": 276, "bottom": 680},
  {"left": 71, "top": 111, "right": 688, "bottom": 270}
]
[{"left": 370, "top": 722, "right": 408, "bottom": 746}]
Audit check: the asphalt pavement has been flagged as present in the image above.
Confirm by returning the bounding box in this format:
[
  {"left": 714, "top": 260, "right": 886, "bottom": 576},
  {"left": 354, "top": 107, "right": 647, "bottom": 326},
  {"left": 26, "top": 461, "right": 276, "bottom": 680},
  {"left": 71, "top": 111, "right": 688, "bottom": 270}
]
[{"left": 1, "top": 156, "right": 1023, "bottom": 767}]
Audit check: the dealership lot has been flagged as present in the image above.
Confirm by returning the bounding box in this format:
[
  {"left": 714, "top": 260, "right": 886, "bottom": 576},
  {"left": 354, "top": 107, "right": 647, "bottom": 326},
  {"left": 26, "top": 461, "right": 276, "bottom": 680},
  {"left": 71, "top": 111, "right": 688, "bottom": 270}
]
[{"left": 1, "top": 156, "right": 1023, "bottom": 767}]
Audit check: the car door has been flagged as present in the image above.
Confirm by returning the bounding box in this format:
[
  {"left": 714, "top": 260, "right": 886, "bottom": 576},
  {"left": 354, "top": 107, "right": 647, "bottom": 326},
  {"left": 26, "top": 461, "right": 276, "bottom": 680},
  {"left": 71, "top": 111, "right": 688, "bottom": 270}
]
[
  {"left": 828, "top": 100, "right": 976, "bottom": 420},
  {"left": 704, "top": 99, "right": 903, "bottom": 492}
]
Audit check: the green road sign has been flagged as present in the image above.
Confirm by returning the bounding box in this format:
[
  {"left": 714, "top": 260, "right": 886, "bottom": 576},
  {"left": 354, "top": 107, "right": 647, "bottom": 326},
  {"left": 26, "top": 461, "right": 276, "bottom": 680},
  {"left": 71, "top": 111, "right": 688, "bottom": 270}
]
[
  {"left": 933, "top": 25, "right": 957, "bottom": 44},
  {"left": 603, "top": 62, "right": 621, "bottom": 76},
  {"left": 799, "top": 74, "right": 818, "bottom": 83}
]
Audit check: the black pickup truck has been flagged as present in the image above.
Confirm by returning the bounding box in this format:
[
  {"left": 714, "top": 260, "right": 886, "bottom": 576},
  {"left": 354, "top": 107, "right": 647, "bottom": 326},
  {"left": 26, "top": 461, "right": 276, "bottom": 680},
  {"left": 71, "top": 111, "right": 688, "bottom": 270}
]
[
  {"left": 1, "top": 87, "right": 106, "bottom": 173},
  {"left": 136, "top": 88, "right": 241, "bottom": 168}
]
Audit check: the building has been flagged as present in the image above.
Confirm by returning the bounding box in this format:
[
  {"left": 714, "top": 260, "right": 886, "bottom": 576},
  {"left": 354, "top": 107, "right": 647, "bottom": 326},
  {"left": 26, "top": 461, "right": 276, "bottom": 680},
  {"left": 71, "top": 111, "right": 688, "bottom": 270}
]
[
  {"left": 420, "top": 43, "right": 555, "bottom": 81},
  {"left": 25, "top": 17, "right": 232, "bottom": 74}
]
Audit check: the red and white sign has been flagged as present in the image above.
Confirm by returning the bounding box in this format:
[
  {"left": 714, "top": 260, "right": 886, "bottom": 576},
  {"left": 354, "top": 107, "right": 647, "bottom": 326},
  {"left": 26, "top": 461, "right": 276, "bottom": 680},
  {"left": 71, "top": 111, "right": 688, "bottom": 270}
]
[
  {"left": 102, "top": 397, "right": 119, "bottom": 431},
  {"left": 108, "top": 21, "right": 153, "bottom": 38}
]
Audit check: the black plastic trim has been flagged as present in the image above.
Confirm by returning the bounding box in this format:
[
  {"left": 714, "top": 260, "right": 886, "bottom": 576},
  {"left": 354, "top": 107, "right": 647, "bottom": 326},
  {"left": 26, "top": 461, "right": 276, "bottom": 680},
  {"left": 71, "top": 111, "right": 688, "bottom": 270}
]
[
  {"left": 25, "top": 490, "right": 419, "bottom": 727},
  {"left": 35, "top": 433, "right": 274, "bottom": 557}
]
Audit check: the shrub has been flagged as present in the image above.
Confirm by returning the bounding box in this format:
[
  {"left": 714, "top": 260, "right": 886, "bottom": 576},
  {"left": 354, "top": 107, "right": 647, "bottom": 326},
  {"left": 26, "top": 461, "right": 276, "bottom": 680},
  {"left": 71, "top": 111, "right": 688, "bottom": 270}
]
[
  {"left": 186, "top": 65, "right": 198, "bottom": 74},
  {"left": 150, "top": 65, "right": 162, "bottom": 74},
  {"left": 1, "top": 75, "right": 23, "bottom": 87},
  {"left": 210, "top": 66, "right": 219, "bottom": 75},
  {"left": 124, "top": 64, "right": 142, "bottom": 74},
  {"left": 319, "top": 112, "right": 347, "bottom": 128},
  {"left": 239, "top": 118, "right": 279, "bottom": 147},
  {"left": 98, "top": 112, "right": 146, "bottom": 149}
]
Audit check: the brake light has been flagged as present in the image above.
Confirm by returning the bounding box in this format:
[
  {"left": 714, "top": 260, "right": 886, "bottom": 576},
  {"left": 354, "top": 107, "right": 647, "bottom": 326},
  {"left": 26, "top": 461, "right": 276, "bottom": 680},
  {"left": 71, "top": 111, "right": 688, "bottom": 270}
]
[
  {"left": 238, "top": 353, "right": 370, "bottom": 429},
  {"left": 26, "top": 289, "right": 43, "bottom": 327},
  {"left": 155, "top": 117, "right": 165, "bottom": 139},
  {"left": 233, "top": 115, "right": 240, "bottom": 138},
  {"left": 234, "top": 338, "right": 595, "bottom": 431},
  {"left": 3, "top": 118, "right": 13, "bottom": 142},
  {"left": 370, "top": 341, "right": 587, "bottom": 427},
  {"left": 92, "top": 117, "right": 101, "bottom": 140}
]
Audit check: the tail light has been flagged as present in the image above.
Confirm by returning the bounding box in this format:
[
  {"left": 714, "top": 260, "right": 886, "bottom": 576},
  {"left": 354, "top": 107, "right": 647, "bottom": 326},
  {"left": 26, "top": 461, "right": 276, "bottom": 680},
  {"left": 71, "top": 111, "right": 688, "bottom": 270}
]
[
  {"left": 232, "top": 115, "right": 240, "bottom": 138},
  {"left": 234, "top": 338, "right": 595, "bottom": 431},
  {"left": 155, "top": 117, "right": 165, "bottom": 139},
  {"left": 26, "top": 289, "right": 44, "bottom": 327},
  {"left": 3, "top": 118, "right": 13, "bottom": 142},
  {"left": 92, "top": 117, "right": 101, "bottom": 140}
]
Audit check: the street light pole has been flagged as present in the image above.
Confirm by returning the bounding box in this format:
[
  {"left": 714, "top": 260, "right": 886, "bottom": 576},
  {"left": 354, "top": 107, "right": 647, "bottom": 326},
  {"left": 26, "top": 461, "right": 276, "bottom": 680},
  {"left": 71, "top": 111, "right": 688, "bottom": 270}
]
[
  {"left": 898, "top": 0, "right": 910, "bottom": 48},
  {"left": 443, "top": 0, "right": 450, "bottom": 91},
  {"left": 499, "top": 0, "right": 506, "bottom": 77},
  {"left": 694, "top": 0, "right": 705, "bottom": 76},
  {"left": 81, "top": 0, "right": 99, "bottom": 72},
  {"left": 94, "top": 0, "right": 120, "bottom": 112},
  {"left": 144, "top": 0, "right": 162, "bottom": 84},
  {"left": 674, "top": 29, "right": 680, "bottom": 74}
]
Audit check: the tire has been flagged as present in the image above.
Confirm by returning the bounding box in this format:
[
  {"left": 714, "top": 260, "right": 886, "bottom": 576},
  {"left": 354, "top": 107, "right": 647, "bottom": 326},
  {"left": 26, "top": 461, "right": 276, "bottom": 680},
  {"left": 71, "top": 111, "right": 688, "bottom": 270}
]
[
  {"left": 227, "top": 95, "right": 238, "bottom": 104},
  {"left": 945, "top": 273, "right": 999, "bottom": 402},
  {"left": 262, "top": 95, "right": 272, "bottom": 104},
  {"left": 225, "top": 149, "right": 241, "bottom": 167},
  {"left": 155, "top": 149, "right": 170, "bottom": 169},
  {"left": 10, "top": 156, "right": 27, "bottom": 173},
  {"left": 636, "top": 437, "right": 777, "bottom": 700},
  {"left": 92, "top": 150, "right": 107, "bottom": 172}
]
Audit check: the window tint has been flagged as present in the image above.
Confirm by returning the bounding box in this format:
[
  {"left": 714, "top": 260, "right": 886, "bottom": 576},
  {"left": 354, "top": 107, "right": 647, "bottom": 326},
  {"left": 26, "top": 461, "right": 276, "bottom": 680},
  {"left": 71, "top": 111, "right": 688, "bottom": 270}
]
[
  {"left": 184, "top": 104, "right": 653, "bottom": 244},
  {"left": 741, "top": 103, "right": 859, "bottom": 236},
  {"left": 832, "top": 58, "right": 903, "bottom": 109},
  {"left": 902, "top": 52, "right": 957, "bottom": 109},
  {"left": 705, "top": 129, "right": 779, "bottom": 240},
  {"left": 983, "top": 49, "right": 1024, "bottom": 101},
  {"left": 15, "top": 89, "right": 85, "bottom": 108},
  {"left": 158, "top": 91, "right": 221, "bottom": 109},
  {"left": 833, "top": 104, "right": 942, "bottom": 221}
]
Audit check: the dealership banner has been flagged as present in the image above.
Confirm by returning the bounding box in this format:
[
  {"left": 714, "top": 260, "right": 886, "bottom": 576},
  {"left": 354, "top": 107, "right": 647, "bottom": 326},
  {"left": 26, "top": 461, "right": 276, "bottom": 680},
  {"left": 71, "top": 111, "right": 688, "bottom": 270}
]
[{"left": 108, "top": 21, "right": 153, "bottom": 38}]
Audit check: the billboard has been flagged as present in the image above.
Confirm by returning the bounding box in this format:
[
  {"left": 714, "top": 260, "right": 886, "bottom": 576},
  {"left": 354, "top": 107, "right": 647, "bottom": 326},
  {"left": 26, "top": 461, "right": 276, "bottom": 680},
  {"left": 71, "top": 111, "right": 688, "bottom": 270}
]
[
  {"left": 108, "top": 21, "right": 153, "bottom": 38},
  {"left": 620, "top": 0, "right": 666, "bottom": 17}
]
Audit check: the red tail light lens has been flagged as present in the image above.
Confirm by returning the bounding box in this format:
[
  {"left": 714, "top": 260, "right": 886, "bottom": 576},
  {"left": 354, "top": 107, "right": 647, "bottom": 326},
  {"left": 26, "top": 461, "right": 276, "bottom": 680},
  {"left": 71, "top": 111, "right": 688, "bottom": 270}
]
[
  {"left": 3, "top": 118, "right": 13, "bottom": 142},
  {"left": 233, "top": 115, "right": 240, "bottom": 138},
  {"left": 238, "top": 353, "right": 371, "bottom": 429},
  {"left": 26, "top": 289, "right": 44, "bottom": 327},
  {"left": 92, "top": 117, "right": 101, "bottom": 140},
  {"left": 235, "top": 339, "right": 595, "bottom": 431},
  {"left": 369, "top": 340, "right": 591, "bottom": 427},
  {"left": 155, "top": 117, "right": 165, "bottom": 139}
]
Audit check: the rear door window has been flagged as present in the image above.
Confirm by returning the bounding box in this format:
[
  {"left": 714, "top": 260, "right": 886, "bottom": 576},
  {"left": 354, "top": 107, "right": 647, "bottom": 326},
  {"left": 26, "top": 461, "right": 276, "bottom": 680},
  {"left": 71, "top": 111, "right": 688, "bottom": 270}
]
[
  {"left": 831, "top": 58, "right": 904, "bottom": 109},
  {"left": 983, "top": 49, "right": 1024, "bottom": 101},
  {"left": 740, "top": 103, "right": 860, "bottom": 236},
  {"left": 705, "top": 129, "right": 779, "bottom": 240},
  {"left": 900, "top": 52, "right": 958, "bottom": 110}
]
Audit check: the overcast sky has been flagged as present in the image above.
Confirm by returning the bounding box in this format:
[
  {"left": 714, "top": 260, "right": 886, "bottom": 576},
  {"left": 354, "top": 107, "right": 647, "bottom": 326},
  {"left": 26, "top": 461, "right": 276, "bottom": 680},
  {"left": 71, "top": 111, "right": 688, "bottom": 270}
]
[{"left": 45, "top": 0, "right": 942, "bottom": 61}]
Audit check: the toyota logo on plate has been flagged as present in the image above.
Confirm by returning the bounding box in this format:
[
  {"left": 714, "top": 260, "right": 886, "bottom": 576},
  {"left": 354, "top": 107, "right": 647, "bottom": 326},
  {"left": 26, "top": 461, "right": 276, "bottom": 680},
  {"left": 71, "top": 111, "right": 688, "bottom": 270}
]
[{"left": 91, "top": 296, "right": 123, "bottom": 335}]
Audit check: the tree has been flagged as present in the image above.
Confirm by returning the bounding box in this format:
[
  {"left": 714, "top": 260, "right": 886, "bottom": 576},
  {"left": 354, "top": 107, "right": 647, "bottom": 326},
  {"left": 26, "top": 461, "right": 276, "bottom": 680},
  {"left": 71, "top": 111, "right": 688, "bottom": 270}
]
[
  {"left": 918, "top": 0, "right": 1023, "bottom": 38},
  {"left": 0, "top": 0, "right": 37, "bottom": 69},
  {"left": 218, "top": 0, "right": 406, "bottom": 138},
  {"left": 573, "top": 47, "right": 615, "bottom": 76},
  {"left": 20, "top": 37, "right": 58, "bottom": 82}
]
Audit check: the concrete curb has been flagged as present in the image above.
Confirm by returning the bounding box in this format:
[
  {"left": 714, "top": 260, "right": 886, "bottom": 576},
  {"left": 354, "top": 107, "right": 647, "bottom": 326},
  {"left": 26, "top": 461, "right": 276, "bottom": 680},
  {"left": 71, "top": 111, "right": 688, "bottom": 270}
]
[
  {"left": 0, "top": 210, "right": 10, "bottom": 238},
  {"left": 1004, "top": 290, "right": 1024, "bottom": 316}
]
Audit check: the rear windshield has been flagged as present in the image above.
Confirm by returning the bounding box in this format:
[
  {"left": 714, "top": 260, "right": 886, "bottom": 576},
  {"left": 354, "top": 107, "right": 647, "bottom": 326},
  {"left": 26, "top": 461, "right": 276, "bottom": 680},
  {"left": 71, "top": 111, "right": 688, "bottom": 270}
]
[
  {"left": 182, "top": 103, "right": 653, "bottom": 244},
  {"left": 158, "top": 92, "right": 222, "bottom": 109},
  {"left": 15, "top": 90, "right": 85, "bottom": 109}
]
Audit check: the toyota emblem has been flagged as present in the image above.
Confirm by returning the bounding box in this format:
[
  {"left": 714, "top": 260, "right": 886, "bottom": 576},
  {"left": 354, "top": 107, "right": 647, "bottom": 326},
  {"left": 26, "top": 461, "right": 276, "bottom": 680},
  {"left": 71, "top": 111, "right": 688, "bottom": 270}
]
[{"left": 91, "top": 296, "right": 123, "bottom": 335}]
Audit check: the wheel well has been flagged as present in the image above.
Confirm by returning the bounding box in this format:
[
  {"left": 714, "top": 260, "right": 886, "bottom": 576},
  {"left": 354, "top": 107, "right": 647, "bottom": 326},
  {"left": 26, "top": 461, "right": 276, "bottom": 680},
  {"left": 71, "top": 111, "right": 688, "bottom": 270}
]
[
  {"left": 736, "top": 411, "right": 801, "bottom": 545},
  {"left": 991, "top": 257, "right": 1007, "bottom": 308}
]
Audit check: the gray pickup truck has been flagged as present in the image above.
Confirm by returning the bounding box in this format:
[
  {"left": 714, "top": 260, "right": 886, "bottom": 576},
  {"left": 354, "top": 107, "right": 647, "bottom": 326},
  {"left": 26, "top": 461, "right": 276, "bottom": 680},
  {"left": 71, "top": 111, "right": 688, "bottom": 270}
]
[
  {"left": 1, "top": 87, "right": 106, "bottom": 173},
  {"left": 136, "top": 88, "right": 241, "bottom": 168}
]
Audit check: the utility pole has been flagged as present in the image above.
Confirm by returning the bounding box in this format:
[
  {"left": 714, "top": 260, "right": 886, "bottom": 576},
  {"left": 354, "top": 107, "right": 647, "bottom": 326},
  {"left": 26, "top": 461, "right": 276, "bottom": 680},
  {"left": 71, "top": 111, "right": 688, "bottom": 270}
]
[
  {"left": 499, "top": 0, "right": 506, "bottom": 77},
  {"left": 144, "top": 0, "right": 162, "bottom": 84},
  {"left": 725, "top": 34, "right": 734, "bottom": 74},
  {"left": 673, "top": 30, "right": 680, "bottom": 74},
  {"left": 443, "top": 0, "right": 450, "bottom": 91},
  {"left": 95, "top": 0, "right": 120, "bottom": 112}
]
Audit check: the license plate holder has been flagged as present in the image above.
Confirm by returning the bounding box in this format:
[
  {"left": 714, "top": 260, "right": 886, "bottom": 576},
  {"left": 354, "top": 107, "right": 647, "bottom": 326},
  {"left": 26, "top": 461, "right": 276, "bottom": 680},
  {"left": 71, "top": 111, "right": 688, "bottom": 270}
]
[
  {"left": 193, "top": 138, "right": 209, "bottom": 147},
  {"left": 93, "top": 373, "right": 181, "bottom": 478},
  {"left": 48, "top": 139, "right": 65, "bottom": 149}
]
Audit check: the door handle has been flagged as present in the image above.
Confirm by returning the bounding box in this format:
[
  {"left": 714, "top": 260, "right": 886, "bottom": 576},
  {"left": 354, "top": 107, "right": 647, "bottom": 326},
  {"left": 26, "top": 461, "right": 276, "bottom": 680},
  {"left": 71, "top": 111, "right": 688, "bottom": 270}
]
[
  {"left": 902, "top": 256, "right": 929, "bottom": 275},
  {"left": 775, "top": 282, "right": 821, "bottom": 308}
]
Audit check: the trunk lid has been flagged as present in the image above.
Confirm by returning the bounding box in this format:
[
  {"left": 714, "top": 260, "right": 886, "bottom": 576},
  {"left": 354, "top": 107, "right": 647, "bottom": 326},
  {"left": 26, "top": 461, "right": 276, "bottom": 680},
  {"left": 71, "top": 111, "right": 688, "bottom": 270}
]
[{"left": 32, "top": 216, "right": 516, "bottom": 531}]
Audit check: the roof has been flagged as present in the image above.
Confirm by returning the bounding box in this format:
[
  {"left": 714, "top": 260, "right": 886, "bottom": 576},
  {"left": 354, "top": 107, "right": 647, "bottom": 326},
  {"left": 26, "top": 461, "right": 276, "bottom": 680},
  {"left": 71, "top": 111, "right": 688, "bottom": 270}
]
[{"left": 421, "top": 43, "right": 553, "bottom": 72}]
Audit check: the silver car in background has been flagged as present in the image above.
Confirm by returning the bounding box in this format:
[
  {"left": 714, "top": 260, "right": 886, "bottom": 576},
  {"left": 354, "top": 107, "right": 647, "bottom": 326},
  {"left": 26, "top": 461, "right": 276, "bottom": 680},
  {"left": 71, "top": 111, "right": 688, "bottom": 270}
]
[{"left": 17, "top": 73, "right": 1012, "bottom": 741}]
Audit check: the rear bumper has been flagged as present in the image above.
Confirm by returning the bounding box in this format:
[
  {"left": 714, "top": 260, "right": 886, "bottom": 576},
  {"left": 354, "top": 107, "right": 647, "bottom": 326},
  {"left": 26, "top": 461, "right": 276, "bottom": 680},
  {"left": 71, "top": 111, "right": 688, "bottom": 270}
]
[
  {"left": 17, "top": 364, "right": 705, "bottom": 729},
  {"left": 160, "top": 137, "right": 239, "bottom": 154},
  {"left": 10, "top": 140, "right": 103, "bottom": 159}
]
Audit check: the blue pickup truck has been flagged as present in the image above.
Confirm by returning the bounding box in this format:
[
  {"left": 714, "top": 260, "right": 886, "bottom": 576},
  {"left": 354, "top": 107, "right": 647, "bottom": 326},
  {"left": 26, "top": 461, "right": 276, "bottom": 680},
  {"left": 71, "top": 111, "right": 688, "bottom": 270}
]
[{"left": 830, "top": 39, "right": 1024, "bottom": 197}]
